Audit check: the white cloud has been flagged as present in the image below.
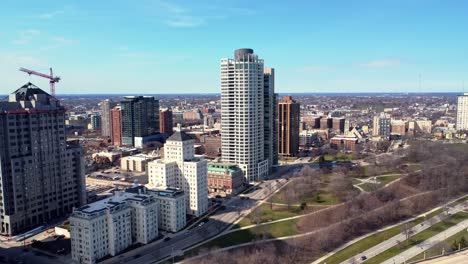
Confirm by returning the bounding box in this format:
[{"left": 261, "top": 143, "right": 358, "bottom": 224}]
[
  {"left": 164, "top": 16, "right": 204, "bottom": 28},
  {"left": 0, "top": 53, "right": 44, "bottom": 70},
  {"left": 52, "top": 36, "right": 76, "bottom": 44},
  {"left": 39, "top": 10, "right": 64, "bottom": 19},
  {"left": 361, "top": 59, "right": 401, "bottom": 68},
  {"left": 12, "top": 30, "right": 41, "bottom": 45},
  {"left": 155, "top": 1, "right": 253, "bottom": 28}
]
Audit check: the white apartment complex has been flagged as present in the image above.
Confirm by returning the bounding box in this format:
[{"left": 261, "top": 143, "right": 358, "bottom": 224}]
[
  {"left": 457, "top": 93, "right": 468, "bottom": 131},
  {"left": 70, "top": 191, "right": 158, "bottom": 264},
  {"left": 147, "top": 127, "right": 208, "bottom": 217},
  {"left": 148, "top": 188, "right": 186, "bottom": 232},
  {"left": 221, "top": 48, "right": 276, "bottom": 182}
]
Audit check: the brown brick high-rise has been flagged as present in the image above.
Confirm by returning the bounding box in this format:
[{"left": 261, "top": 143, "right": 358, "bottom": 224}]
[
  {"left": 111, "top": 106, "right": 122, "bottom": 146},
  {"left": 278, "top": 96, "right": 300, "bottom": 157},
  {"left": 160, "top": 108, "right": 173, "bottom": 135}
]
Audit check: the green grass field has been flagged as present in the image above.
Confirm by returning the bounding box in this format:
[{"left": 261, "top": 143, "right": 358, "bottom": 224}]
[
  {"left": 181, "top": 218, "right": 300, "bottom": 262},
  {"left": 378, "top": 175, "right": 401, "bottom": 185},
  {"left": 235, "top": 203, "right": 304, "bottom": 227}
]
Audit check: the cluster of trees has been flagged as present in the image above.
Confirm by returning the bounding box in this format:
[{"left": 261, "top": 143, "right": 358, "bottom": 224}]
[{"left": 189, "top": 142, "right": 468, "bottom": 264}]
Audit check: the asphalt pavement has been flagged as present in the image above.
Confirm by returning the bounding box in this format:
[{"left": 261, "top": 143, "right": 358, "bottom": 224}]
[{"left": 382, "top": 218, "right": 468, "bottom": 264}]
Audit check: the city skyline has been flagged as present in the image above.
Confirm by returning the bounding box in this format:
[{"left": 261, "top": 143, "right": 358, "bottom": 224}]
[{"left": 1, "top": 0, "right": 467, "bottom": 94}]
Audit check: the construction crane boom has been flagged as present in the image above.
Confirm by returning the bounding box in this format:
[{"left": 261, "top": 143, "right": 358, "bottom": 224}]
[{"left": 19, "top": 67, "right": 60, "bottom": 96}]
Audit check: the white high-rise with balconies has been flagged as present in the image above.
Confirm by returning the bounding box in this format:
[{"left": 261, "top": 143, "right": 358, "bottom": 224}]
[
  {"left": 457, "top": 93, "right": 468, "bottom": 131},
  {"left": 221, "top": 48, "right": 275, "bottom": 182}
]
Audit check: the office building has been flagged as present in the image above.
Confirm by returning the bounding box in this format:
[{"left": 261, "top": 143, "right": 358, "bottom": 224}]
[
  {"left": 299, "top": 131, "right": 319, "bottom": 148},
  {"left": 159, "top": 108, "right": 173, "bottom": 135},
  {"left": 330, "top": 136, "right": 359, "bottom": 152},
  {"left": 147, "top": 127, "right": 208, "bottom": 217},
  {"left": 70, "top": 191, "right": 158, "bottom": 264},
  {"left": 221, "top": 48, "right": 277, "bottom": 182},
  {"left": 207, "top": 162, "right": 245, "bottom": 195},
  {"left": 320, "top": 117, "right": 333, "bottom": 130},
  {"left": 120, "top": 154, "right": 158, "bottom": 172},
  {"left": 121, "top": 96, "right": 159, "bottom": 146},
  {"left": 456, "top": 93, "right": 468, "bottom": 131},
  {"left": 0, "top": 83, "right": 86, "bottom": 236},
  {"left": 278, "top": 96, "right": 300, "bottom": 157},
  {"left": 90, "top": 114, "right": 101, "bottom": 130},
  {"left": 99, "top": 99, "right": 116, "bottom": 137},
  {"left": 111, "top": 106, "right": 122, "bottom": 146},
  {"left": 372, "top": 112, "right": 391, "bottom": 137},
  {"left": 332, "top": 118, "right": 345, "bottom": 134},
  {"left": 264, "top": 68, "right": 278, "bottom": 170},
  {"left": 391, "top": 120, "right": 406, "bottom": 136}
]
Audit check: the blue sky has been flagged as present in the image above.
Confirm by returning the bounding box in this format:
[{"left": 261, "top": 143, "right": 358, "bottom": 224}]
[{"left": 0, "top": 0, "right": 467, "bottom": 94}]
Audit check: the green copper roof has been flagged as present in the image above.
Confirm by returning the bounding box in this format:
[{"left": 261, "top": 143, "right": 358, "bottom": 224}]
[{"left": 208, "top": 163, "right": 242, "bottom": 174}]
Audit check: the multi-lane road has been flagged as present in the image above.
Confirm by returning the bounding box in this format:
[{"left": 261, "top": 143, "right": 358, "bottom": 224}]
[{"left": 341, "top": 203, "right": 467, "bottom": 264}]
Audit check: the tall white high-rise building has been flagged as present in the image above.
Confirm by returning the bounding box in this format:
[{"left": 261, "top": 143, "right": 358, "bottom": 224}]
[
  {"left": 456, "top": 93, "right": 468, "bottom": 131},
  {"left": 221, "top": 48, "right": 276, "bottom": 182},
  {"left": 99, "top": 99, "right": 116, "bottom": 137},
  {"left": 147, "top": 126, "right": 208, "bottom": 217}
]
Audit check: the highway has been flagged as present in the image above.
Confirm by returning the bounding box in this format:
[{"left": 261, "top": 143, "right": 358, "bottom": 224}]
[
  {"left": 341, "top": 205, "right": 464, "bottom": 264},
  {"left": 383, "top": 218, "right": 468, "bottom": 264}
]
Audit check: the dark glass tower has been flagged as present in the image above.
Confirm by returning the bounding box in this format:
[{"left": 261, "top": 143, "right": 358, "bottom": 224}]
[{"left": 121, "top": 96, "right": 159, "bottom": 146}]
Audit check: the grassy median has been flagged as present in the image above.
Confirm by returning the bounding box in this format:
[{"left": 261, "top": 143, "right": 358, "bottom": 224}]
[{"left": 365, "top": 212, "right": 468, "bottom": 264}]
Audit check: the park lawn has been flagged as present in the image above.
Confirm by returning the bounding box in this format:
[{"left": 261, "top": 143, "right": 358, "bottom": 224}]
[
  {"left": 352, "top": 178, "right": 362, "bottom": 185},
  {"left": 236, "top": 204, "right": 303, "bottom": 227},
  {"left": 320, "top": 209, "right": 444, "bottom": 264},
  {"left": 354, "top": 165, "right": 401, "bottom": 178},
  {"left": 270, "top": 174, "right": 338, "bottom": 206},
  {"left": 305, "top": 191, "right": 338, "bottom": 205},
  {"left": 184, "top": 218, "right": 299, "bottom": 260},
  {"left": 365, "top": 212, "right": 468, "bottom": 264},
  {"left": 406, "top": 163, "right": 422, "bottom": 172},
  {"left": 378, "top": 175, "right": 401, "bottom": 185}
]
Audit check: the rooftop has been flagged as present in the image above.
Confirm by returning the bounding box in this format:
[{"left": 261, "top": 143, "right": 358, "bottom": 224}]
[
  {"left": 208, "top": 162, "right": 242, "bottom": 174},
  {"left": 11, "top": 83, "right": 51, "bottom": 101},
  {"left": 167, "top": 130, "right": 193, "bottom": 142},
  {"left": 74, "top": 191, "right": 153, "bottom": 214},
  {"left": 149, "top": 187, "right": 185, "bottom": 198}
]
